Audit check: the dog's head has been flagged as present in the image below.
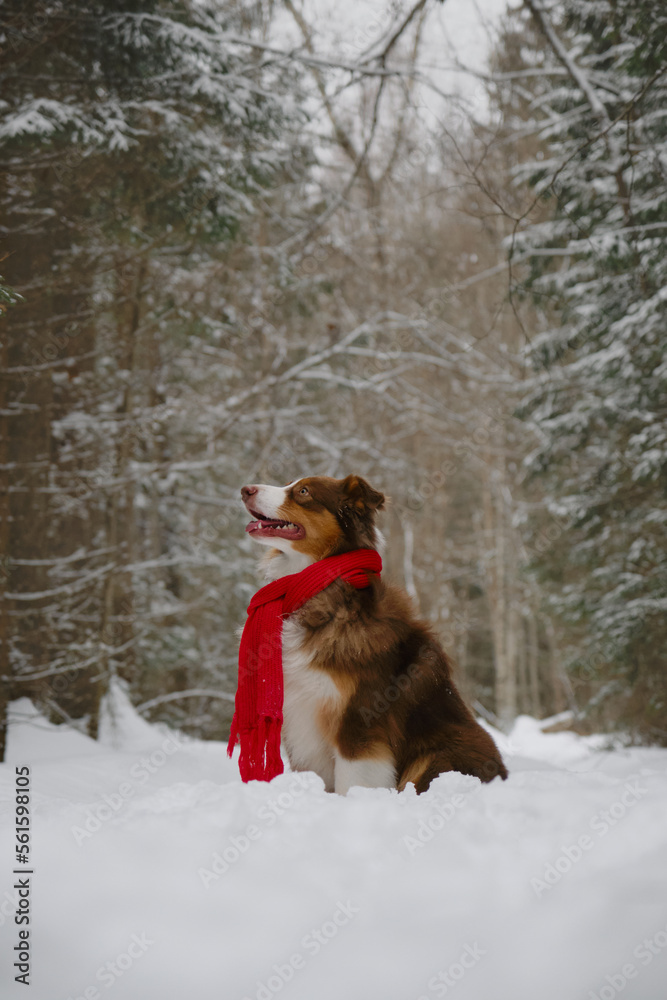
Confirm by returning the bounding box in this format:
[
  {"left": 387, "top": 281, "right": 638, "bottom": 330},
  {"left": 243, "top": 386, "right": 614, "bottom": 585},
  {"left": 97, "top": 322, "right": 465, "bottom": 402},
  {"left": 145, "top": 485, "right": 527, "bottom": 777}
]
[{"left": 240, "top": 475, "right": 386, "bottom": 560}]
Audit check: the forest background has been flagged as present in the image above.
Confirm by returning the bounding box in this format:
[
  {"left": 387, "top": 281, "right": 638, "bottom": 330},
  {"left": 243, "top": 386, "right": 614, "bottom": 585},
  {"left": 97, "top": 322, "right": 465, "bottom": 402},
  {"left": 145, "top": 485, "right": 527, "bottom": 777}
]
[{"left": 1, "top": 0, "right": 665, "bottom": 759}]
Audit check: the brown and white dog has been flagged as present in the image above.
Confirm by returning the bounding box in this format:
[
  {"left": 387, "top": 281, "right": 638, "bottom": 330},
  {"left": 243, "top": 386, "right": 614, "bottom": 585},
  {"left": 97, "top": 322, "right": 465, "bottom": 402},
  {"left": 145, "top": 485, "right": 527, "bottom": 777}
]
[{"left": 240, "top": 474, "right": 508, "bottom": 794}]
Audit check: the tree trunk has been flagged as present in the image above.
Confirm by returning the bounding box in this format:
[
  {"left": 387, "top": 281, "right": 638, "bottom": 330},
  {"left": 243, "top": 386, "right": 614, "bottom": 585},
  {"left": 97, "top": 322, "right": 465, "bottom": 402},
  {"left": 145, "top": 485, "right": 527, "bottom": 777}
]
[
  {"left": 401, "top": 516, "right": 420, "bottom": 610},
  {"left": 527, "top": 611, "right": 541, "bottom": 717},
  {"left": 481, "top": 459, "right": 517, "bottom": 730},
  {"left": 90, "top": 258, "right": 146, "bottom": 738},
  {"left": 543, "top": 614, "right": 574, "bottom": 713}
]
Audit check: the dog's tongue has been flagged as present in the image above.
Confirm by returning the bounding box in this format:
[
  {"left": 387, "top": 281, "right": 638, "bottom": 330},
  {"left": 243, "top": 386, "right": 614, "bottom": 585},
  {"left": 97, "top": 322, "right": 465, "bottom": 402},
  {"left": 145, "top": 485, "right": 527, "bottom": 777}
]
[{"left": 246, "top": 519, "right": 304, "bottom": 539}]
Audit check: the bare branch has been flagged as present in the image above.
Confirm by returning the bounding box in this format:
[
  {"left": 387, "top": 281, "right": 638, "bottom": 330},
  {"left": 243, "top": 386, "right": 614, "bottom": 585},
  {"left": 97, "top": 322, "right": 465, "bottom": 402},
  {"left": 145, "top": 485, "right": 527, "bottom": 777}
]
[
  {"left": 136, "top": 690, "right": 235, "bottom": 713},
  {"left": 360, "top": 0, "right": 436, "bottom": 66}
]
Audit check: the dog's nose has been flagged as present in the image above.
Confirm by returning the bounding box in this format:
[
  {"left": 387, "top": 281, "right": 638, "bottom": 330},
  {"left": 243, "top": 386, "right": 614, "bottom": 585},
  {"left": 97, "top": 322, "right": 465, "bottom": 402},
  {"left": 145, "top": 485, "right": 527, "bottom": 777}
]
[{"left": 241, "top": 485, "right": 258, "bottom": 502}]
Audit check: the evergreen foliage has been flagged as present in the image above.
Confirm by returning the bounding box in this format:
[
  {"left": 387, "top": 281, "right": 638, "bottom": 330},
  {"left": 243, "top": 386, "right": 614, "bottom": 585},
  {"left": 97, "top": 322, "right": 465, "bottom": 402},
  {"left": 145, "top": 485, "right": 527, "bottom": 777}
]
[
  {"left": 3, "top": 0, "right": 663, "bottom": 753},
  {"left": 498, "top": 0, "right": 667, "bottom": 741},
  {"left": 0, "top": 0, "right": 307, "bottom": 740}
]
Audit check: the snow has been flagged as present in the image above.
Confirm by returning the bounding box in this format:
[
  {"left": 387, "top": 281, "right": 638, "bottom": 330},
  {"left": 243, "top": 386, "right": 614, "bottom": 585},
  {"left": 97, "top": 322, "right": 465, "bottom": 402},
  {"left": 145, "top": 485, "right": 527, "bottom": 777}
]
[{"left": 2, "top": 689, "right": 667, "bottom": 1000}]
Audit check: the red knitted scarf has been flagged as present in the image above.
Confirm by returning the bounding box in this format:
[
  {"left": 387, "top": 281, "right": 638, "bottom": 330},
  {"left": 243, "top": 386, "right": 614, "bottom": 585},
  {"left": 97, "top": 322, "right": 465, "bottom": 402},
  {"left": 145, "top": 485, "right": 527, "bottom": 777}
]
[{"left": 227, "top": 548, "right": 382, "bottom": 782}]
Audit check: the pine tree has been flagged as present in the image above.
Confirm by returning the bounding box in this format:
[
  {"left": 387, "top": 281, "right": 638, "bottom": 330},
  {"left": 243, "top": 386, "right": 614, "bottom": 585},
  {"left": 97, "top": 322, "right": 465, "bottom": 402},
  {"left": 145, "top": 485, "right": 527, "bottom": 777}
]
[
  {"left": 0, "top": 0, "right": 305, "bottom": 747},
  {"left": 498, "top": 0, "right": 667, "bottom": 740}
]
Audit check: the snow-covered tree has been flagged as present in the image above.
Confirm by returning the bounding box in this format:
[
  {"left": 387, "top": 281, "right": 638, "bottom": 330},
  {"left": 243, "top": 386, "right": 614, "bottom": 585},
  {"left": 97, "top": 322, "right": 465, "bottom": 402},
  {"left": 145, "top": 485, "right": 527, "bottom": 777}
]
[
  {"left": 495, "top": 0, "right": 667, "bottom": 740},
  {"left": 0, "top": 0, "right": 307, "bottom": 747},
  {"left": 3, "top": 0, "right": 590, "bottom": 754}
]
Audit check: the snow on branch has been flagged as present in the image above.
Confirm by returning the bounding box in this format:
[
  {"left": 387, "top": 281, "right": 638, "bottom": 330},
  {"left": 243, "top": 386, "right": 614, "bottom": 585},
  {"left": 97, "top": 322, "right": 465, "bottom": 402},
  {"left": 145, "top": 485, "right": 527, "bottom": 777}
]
[{"left": 523, "top": 0, "right": 609, "bottom": 120}]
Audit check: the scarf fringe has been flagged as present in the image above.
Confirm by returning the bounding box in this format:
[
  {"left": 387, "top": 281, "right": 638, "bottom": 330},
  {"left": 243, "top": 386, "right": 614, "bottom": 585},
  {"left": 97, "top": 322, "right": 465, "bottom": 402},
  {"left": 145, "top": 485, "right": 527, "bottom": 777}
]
[{"left": 228, "top": 716, "right": 284, "bottom": 783}]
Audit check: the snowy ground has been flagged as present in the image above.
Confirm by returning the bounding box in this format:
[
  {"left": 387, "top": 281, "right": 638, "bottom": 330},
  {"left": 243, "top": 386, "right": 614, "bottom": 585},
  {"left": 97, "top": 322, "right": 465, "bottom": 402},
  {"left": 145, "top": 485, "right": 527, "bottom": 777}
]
[{"left": 1, "top": 687, "right": 667, "bottom": 1000}]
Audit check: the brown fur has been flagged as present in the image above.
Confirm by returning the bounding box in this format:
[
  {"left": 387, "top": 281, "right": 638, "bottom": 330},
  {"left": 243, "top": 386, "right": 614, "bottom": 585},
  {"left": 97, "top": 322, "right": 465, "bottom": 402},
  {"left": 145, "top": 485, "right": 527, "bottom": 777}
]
[
  {"left": 276, "top": 475, "right": 385, "bottom": 558},
  {"left": 242, "top": 474, "right": 508, "bottom": 792},
  {"left": 292, "top": 574, "right": 507, "bottom": 790}
]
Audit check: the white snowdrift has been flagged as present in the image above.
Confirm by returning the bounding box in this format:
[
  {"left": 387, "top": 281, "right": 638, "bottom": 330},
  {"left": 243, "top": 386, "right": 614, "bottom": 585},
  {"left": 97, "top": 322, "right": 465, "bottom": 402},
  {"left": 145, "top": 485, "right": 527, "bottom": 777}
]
[{"left": 1, "top": 686, "right": 667, "bottom": 1000}]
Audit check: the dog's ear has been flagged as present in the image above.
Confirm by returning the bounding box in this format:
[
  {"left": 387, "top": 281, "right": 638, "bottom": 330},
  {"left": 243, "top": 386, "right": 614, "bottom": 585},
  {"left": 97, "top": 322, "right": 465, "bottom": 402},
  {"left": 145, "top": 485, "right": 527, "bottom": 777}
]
[{"left": 339, "top": 475, "right": 385, "bottom": 514}]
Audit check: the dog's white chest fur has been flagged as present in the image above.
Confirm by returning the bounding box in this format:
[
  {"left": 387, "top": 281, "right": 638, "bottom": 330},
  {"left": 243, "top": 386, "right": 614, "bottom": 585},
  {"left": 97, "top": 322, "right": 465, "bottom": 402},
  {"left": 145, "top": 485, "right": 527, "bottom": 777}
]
[
  {"left": 280, "top": 618, "right": 396, "bottom": 794},
  {"left": 281, "top": 618, "right": 340, "bottom": 792},
  {"left": 257, "top": 549, "right": 396, "bottom": 795}
]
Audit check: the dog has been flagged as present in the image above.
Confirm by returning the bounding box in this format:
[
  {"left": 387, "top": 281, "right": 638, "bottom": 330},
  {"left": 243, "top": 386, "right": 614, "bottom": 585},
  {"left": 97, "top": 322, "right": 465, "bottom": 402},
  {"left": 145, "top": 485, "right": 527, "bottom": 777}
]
[{"left": 240, "top": 474, "right": 508, "bottom": 794}]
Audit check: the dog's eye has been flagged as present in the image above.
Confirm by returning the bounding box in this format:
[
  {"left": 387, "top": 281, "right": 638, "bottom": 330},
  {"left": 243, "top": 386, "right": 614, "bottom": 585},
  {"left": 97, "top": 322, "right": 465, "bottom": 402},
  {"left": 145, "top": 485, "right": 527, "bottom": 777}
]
[{"left": 299, "top": 487, "right": 309, "bottom": 496}]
